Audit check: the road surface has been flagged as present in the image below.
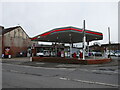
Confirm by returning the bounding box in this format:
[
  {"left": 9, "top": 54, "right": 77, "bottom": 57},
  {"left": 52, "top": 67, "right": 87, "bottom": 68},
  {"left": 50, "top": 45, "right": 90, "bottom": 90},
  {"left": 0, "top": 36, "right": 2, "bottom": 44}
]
[{"left": 2, "top": 61, "right": 119, "bottom": 88}]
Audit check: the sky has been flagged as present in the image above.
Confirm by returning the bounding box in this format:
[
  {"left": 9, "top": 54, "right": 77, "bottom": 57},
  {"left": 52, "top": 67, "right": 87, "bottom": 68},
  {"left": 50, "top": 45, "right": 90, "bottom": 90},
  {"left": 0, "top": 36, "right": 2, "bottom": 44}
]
[{"left": 1, "top": 1, "right": 118, "bottom": 46}]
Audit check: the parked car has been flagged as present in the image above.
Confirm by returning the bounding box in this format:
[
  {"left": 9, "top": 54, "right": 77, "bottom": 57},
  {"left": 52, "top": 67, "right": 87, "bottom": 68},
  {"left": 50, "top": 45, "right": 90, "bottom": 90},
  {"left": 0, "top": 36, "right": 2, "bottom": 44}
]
[
  {"left": 106, "top": 52, "right": 115, "bottom": 56},
  {"left": 85, "top": 52, "right": 89, "bottom": 57},
  {"left": 91, "top": 51, "right": 102, "bottom": 56},
  {"left": 114, "top": 52, "right": 120, "bottom": 57},
  {"left": 76, "top": 52, "right": 88, "bottom": 58},
  {"left": 114, "top": 50, "right": 120, "bottom": 57},
  {"left": 50, "top": 52, "right": 56, "bottom": 57},
  {"left": 43, "top": 50, "right": 50, "bottom": 56}
]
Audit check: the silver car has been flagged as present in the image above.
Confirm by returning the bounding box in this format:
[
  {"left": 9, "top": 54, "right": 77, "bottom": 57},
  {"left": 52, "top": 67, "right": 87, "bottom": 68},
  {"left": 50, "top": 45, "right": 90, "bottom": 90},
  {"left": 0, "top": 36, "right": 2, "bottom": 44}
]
[{"left": 114, "top": 52, "right": 120, "bottom": 57}]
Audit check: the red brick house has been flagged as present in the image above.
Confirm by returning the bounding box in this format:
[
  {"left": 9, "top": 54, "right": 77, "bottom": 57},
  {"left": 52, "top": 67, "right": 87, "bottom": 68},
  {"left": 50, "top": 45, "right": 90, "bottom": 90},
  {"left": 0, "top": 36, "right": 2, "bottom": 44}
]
[{"left": 0, "top": 26, "right": 31, "bottom": 58}]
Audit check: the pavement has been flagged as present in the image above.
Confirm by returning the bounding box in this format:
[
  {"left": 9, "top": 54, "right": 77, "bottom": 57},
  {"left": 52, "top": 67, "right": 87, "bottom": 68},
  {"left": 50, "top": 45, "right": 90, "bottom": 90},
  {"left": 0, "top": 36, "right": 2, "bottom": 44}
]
[{"left": 1, "top": 56, "right": 119, "bottom": 68}]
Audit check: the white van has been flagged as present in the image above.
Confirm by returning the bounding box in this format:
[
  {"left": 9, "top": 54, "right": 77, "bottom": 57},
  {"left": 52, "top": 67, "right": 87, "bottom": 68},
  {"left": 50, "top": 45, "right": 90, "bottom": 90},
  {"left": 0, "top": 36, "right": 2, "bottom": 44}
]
[
  {"left": 36, "top": 50, "right": 50, "bottom": 57},
  {"left": 36, "top": 51, "right": 44, "bottom": 56}
]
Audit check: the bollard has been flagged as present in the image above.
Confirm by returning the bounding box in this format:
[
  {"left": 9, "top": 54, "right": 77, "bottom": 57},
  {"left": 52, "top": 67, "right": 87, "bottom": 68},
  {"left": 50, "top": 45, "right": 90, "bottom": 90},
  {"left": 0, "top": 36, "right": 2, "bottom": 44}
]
[
  {"left": 8, "top": 55, "right": 11, "bottom": 59},
  {"left": 30, "top": 57, "right": 32, "bottom": 62}
]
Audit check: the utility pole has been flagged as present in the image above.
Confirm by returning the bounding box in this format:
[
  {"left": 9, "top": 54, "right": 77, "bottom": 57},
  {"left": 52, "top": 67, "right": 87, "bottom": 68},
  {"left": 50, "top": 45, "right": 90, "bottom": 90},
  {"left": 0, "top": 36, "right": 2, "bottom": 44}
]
[
  {"left": 1, "top": 26, "right": 4, "bottom": 57},
  {"left": 83, "top": 20, "right": 86, "bottom": 60},
  {"left": 108, "top": 27, "right": 111, "bottom": 58}
]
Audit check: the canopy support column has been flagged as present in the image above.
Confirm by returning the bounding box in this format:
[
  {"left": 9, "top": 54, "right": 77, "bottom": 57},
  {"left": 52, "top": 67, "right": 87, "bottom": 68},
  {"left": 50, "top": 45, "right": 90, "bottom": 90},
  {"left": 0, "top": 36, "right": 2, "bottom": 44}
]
[
  {"left": 55, "top": 42, "right": 57, "bottom": 57},
  {"left": 83, "top": 20, "right": 86, "bottom": 60},
  {"left": 69, "top": 33, "right": 73, "bottom": 58},
  {"left": 83, "top": 36, "right": 86, "bottom": 60},
  {"left": 87, "top": 41, "right": 89, "bottom": 56},
  {"left": 70, "top": 43, "right": 73, "bottom": 58}
]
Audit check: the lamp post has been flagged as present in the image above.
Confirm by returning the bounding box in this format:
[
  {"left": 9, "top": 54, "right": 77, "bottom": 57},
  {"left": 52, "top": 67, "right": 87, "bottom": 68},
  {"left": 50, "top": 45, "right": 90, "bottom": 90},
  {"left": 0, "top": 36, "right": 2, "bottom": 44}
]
[
  {"left": 82, "top": 20, "right": 86, "bottom": 60},
  {"left": 108, "top": 27, "right": 111, "bottom": 58},
  {"left": 2, "top": 27, "right": 4, "bottom": 57}
]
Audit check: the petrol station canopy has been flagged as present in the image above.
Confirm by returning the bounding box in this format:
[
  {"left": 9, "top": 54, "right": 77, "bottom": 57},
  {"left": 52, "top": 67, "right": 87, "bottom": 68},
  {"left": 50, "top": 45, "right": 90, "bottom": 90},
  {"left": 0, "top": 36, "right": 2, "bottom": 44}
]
[{"left": 31, "top": 26, "right": 103, "bottom": 43}]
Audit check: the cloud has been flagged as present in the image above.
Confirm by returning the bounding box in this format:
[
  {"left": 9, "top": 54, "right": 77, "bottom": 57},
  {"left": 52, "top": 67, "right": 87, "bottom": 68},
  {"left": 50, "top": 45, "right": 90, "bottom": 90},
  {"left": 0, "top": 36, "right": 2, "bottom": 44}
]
[{"left": 2, "top": 2, "right": 118, "bottom": 44}]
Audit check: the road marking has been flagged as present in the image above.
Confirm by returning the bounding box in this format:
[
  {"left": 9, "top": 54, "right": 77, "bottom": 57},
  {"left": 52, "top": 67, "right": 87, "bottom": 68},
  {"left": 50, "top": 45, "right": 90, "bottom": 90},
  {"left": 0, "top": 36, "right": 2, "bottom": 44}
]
[
  {"left": 78, "top": 68, "right": 118, "bottom": 74},
  {"left": 59, "top": 77, "right": 68, "bottom": 80},
  {"left": 78, "top": 69, "right": 89, "bottom": 71},
  {"left": 2, "top": 63, "right": 75, "bottom": 71},
  {"left": 2, "top": 63, "right": 118, "bottom": 74},
  {"left": 9, "top": 70, "right": 19, "bottom": 73},
  {"left": 59, "top": 77, "right": 119, "bottom": 87},
  {"left": 36, "top": 63, "right": 45, "bottom": 64},
  {"left": 113, "top": 72, "right": 118, "bottom": 73}
]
